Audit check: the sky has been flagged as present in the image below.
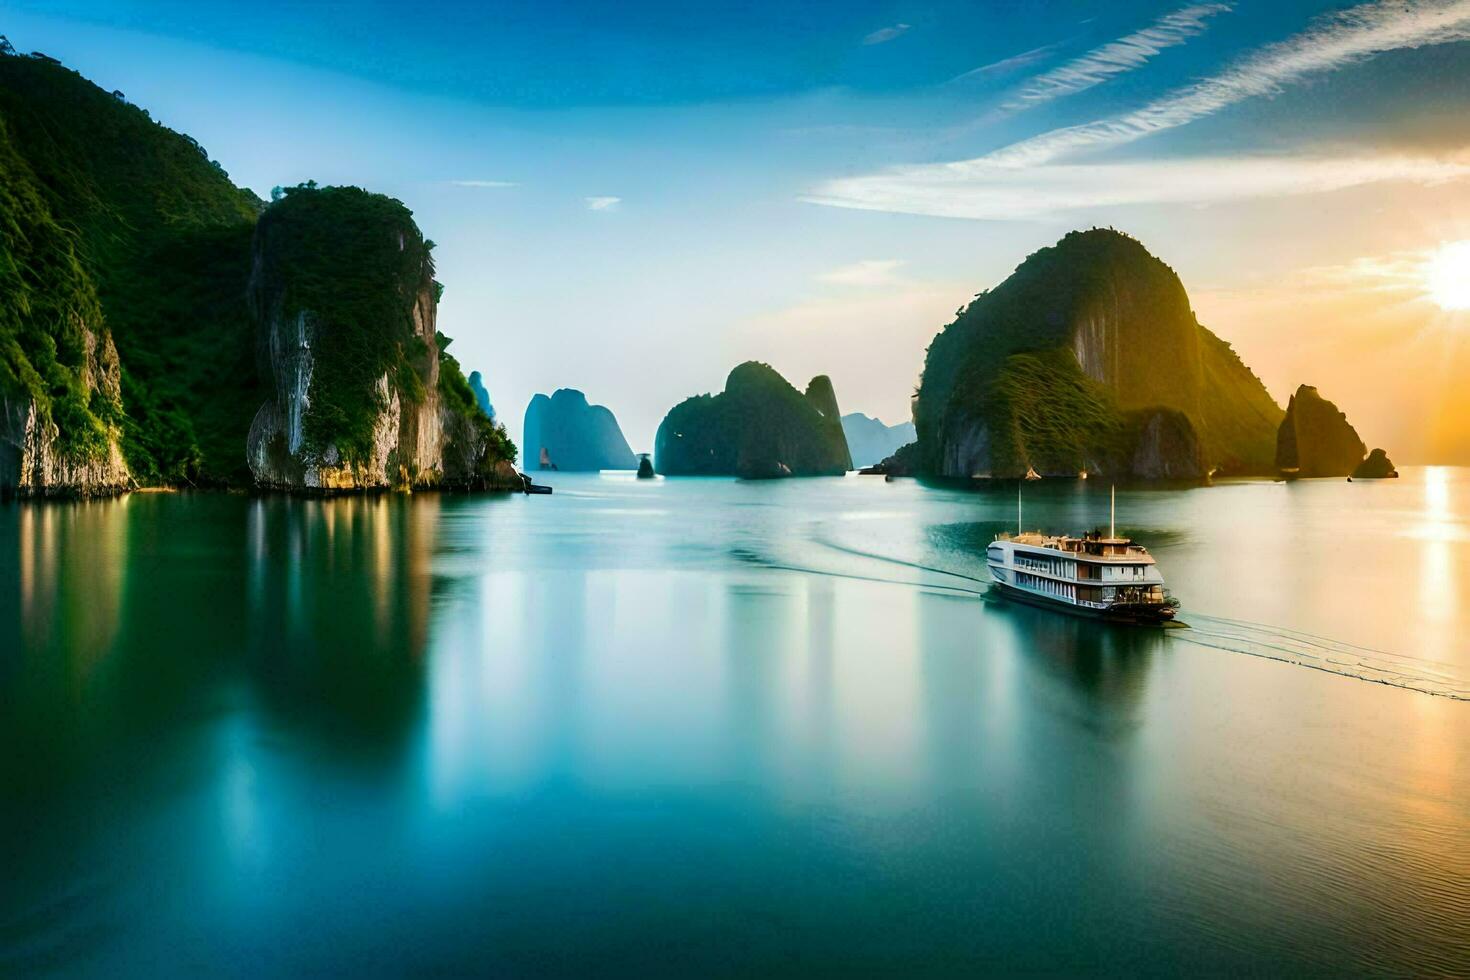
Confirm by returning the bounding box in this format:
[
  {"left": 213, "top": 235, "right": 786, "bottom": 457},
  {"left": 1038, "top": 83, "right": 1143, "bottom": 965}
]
[{"left": 6, "top": 0, "right": 1470, "bottom": 461}]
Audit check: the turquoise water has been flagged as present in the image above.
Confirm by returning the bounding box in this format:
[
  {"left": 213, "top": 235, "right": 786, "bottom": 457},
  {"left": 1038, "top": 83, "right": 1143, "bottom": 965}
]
[{"left": 3, "top": 470, "right": 1468, "bottom": 974}]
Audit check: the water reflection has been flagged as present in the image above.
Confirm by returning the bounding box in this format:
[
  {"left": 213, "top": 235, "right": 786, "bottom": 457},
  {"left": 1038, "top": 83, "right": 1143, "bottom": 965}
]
[
  {"left": 1416, "top": 466, "right": 1458, "bottom": 630},
  {"left": 1, "top": 494, "right": 443, "bottom": 800},
  {"left": 243, "top": 495, "right": 438, "bottom": 742},
  {"left": 993, "top": 600, "right": 1157, "bottom": 721},
  {"left": 5, "top": 496, "right": 128, "bottom": 693},
  {"left": 2, "top": 473, "right": 1468, "bottom": 975}
]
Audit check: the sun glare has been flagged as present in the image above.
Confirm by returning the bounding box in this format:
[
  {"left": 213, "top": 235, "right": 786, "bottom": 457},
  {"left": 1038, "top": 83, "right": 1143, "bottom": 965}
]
[{"left": 1424, "top": 240, "right": 1470, "bottom": 311}]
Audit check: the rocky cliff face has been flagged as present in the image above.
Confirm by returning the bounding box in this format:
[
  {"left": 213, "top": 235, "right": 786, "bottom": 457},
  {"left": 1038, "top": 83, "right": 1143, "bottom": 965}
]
[
  {"left": 247, "top": 261, "right": 438, "bottom": 489},
  {"left": 0, "top": 55, "right": 516, "bottom": 494},
  {"left": 914, "top": 229, "right": 1282, "bottom": 480},
  {"left": 1128, "top": 408, "right": 1206, "bottom": 481},
  {"left": 522, "top": 388, "right": 637, "bottom": 471},
  {"left": 654, "top": 362, "right": 852, "bottom": 478},
  {"left": 1, "top": 50, "right": 262, "bottom": 489},
  {"left": 803, "top": 375, "right": 853, "bottom": 472},
  {"left": 841, "top": 413, "right": 917, "bottom": 468},
  {"left": 0, "top": 87, "right": 132, "bottom": 498},
  {"left": 245, "top": 185, "right": 516, "bottom": 492},
  {"left": 1, "top": 321, "right": 130, "bottom": 497},
  {"left": 1276, "top": 385, "right": 1368, "bottom": 478}
]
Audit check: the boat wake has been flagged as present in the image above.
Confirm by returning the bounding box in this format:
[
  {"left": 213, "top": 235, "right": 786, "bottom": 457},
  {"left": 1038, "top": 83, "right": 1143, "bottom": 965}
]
[
  {"left": 1170, "top": 614, "right": 1470, "bottom": 701},
  {"left": 730, "top": 542, "right": 989, "bottom": 599},
  {"left": 795, "top": 522, "right": 1468, "bottom": 701},
  {"left": 809, "top": 536, "right": 992, "bottom": 588}
]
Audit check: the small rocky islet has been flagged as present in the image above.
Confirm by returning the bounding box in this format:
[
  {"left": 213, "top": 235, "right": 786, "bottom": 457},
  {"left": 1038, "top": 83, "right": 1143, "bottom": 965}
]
[
  {"left": 0, "top": 52, "right": 1398, "bottom": 497},
  {"left": 1276, "top": 384, "right": 1396, "bottom": 479},
  {"left": 1352, "top": 448, "right": 1398, "bottom": 480}
]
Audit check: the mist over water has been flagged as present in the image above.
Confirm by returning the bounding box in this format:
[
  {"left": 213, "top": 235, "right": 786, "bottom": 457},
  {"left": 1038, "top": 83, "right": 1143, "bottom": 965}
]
[{"left": 3, "top": 470, "right": 1468, "bottom": 974}]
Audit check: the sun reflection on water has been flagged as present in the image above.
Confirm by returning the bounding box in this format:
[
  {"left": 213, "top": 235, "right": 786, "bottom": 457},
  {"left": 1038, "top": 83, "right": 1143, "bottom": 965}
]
[{"left": 1415, "top": 467, "right": 1459, "bottom": 625}]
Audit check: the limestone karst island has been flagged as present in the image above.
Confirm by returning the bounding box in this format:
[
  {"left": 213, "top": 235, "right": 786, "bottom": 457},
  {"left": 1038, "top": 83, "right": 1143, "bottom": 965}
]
[
  {"left": 0, "top": 54, "right": 1399, "bottom": 497},
  {"left": 3, "top": 6, "right": 1469, "bottom": 977}
]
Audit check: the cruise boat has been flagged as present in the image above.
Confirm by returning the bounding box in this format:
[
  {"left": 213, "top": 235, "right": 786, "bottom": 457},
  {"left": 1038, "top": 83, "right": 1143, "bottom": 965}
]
[{"left": 986, "top": 488, "right": 1176, "bottom": 624}]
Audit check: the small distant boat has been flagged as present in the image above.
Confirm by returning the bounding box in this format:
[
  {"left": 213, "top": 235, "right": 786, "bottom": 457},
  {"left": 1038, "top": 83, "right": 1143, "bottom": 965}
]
[{"left": 986, "top": 486, "right": 1176, "bottom": 624}]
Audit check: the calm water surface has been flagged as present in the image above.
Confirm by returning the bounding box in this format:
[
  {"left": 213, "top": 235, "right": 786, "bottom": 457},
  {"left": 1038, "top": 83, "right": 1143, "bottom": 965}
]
[{"left": 3, "top": 469, "right": 1468, "bottom": 975}]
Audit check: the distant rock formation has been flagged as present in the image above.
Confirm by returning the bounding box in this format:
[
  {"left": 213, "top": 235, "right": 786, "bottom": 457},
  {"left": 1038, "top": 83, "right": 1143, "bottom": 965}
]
[
  {"left": 863, "top": 440, "right": 918, "bottom": 477},
  {"left": 245, "top": 186, "right": 518, "bottom": 492},
  {"left": 913, "top": 229, "right": 1282, "bottom": 480},
  {"left": 654, "top": 362, "right": 853, "bottom": 478},
  {"left": 1352, "top": 448, "right": 1398, "bottom": 479},
  {"left": 636, "top": 453, "right": 654, "bottom": 479},
  {"left": 841, "top": 413, "right": 917, "bottom": 468},
  {"left": 1275, "top": 385, "right": 1368, "bottom": 478},
  {"left": 522, "top": 388, "right": 637, "bottom": 471},
  {"left": 468, "top": 370, "right": 495, "bottom": 421}
]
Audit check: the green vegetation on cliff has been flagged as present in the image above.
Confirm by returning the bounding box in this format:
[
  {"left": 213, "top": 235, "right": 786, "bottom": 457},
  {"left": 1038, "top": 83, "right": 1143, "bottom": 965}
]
[
  {"left": 1, "top": 52, "right": 513, "bottom": 490},
  {"left": 1196, "top": 328, "right": 1285, "bottom": 475},
  {"left": 0, "top": 49, "right": 262, "bottom": 484},
  {"left": 916, "top": 229, "right": 1282, "bottom": 478},
  {"left": 984, "top": 349, "right": 1130, "bottom": 475},
  {"left": 251, "top": 184, "right": 437, "bottom": 464},
  {"left": 248, "top": 184, "right": 518, "bottom": 486},
  {"left": 437, "top": 335, "right": 517, "bottom": 467},
  {"left": 0, "top": 112, "right": 117, "bottom": 462},
  {"left": 655, "top": 362, "right": 851, "bottom": 477}
]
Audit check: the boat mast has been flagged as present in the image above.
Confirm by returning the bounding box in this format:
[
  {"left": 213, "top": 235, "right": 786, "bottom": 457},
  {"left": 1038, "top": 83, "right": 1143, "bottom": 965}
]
[{"left": 1110, "top": 484, "right": 1115, "bottom": 539}]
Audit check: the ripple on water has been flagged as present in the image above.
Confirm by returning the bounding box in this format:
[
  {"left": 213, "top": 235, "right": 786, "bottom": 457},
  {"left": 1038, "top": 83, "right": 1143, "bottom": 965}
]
[{"left": 1169, "top": 614, "right": 1470, "bottom": 701}]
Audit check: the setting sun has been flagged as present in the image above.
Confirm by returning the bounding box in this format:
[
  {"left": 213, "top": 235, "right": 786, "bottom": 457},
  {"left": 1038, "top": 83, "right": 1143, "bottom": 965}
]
[{"left": 1425, "top": 240, "right": 1470, "bottom": 311}]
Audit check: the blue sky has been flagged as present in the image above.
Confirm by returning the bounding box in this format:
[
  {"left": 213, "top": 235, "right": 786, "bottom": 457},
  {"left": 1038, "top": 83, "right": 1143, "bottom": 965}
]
[{"left": 6, "top": 1, "right": 1470, "bottom": 460}]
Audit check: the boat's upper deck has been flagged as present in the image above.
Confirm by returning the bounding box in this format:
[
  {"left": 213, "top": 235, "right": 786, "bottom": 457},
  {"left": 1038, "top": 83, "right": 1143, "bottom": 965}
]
[{"left": 995, "top": 532, "right": 1156, "bottom": 564}]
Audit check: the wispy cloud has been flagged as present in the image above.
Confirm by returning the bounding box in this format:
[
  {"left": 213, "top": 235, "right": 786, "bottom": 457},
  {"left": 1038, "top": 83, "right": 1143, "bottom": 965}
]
[
  {"left": 988, "top": 0, "right": 1470, "bottom": 167},
  {"left": 809, "top": 0, "right": 1470, "bottom": 219},
  {"left": 948, "top": 44, "right": 1062, "bottom": 84},
  {"left": 863, "top": 23, "right": 911, "bottom": 45},
  {"left": 1003, "top": 4, "right": 1231, "bottom": 110},
  {"left": 585, "top": 196, "right": 621, "bottom": 210},
  {"left": 1297, "top": 252, "right": 1432, "bottom": 292},
  {"left": 806, "top": 152, "right": 1470, "bottom": 220},
  {"left": 819, "top": 259, "right": 907, "bottom": 286},
  {"left": 1293, "top": 246, "right": 1470, "bottom": 299},
  {"left": 449, "top": 179, "right": 518, "bottom": 188}
]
